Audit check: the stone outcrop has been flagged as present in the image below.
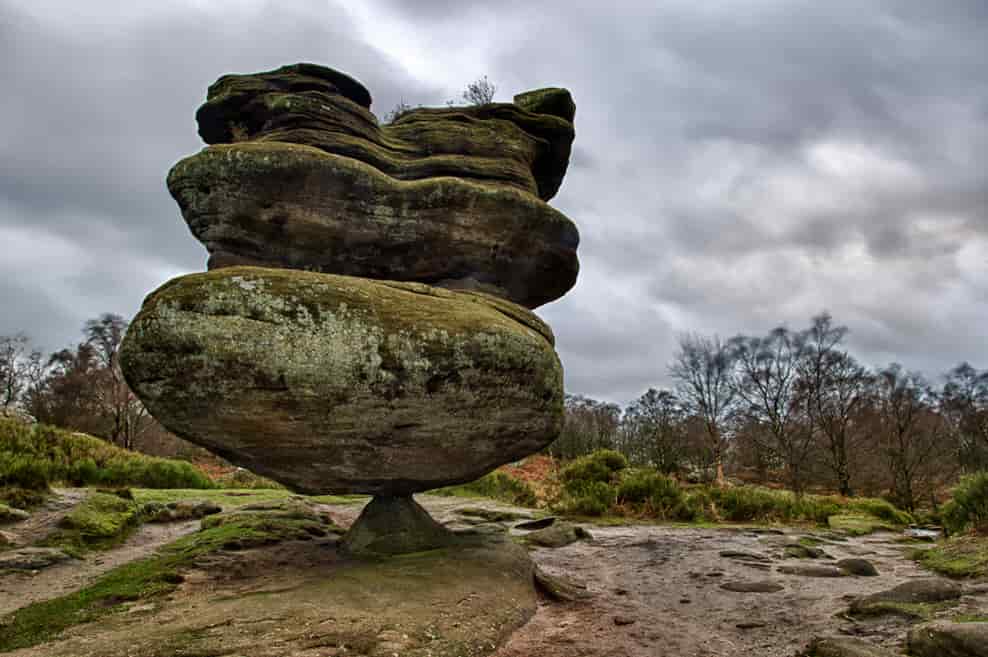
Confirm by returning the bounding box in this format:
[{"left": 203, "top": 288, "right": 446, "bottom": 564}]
[
  {"left": 121, "top": 267, "right": 563, "bottom": 496},
  {"left": 122, "top": 63, "right": 579, "bottom": 555},
  {"left": 169, "top": 63, "right": 579, "bottom": 308},
  {"left": 908, "top": 621, "right": 988, "bottom": 657}
]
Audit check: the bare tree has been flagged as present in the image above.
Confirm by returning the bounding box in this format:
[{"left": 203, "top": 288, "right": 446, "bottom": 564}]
[
  {"left": 798, "top": 313, "right": 871, "bottom": 496},
  {"left": 731, "top": 326, "right": 813, "bottom": 494},
  {"left": 83, "top": 314, "right": 151, "bottom": 449},
  {"left": 549, "top": 394, "right": 621, "bottom": 460},
  {"left": 621, "top": 388, "right": 688, "bottom": 473},
  {"left": 941, "top": 362, "right": 988, "bottom": 471},
  {"left": 460, "top": 75, "right": 496, "bottom": 105},
  {"left": 0, "top": 333, "right": 42, "bottom": 411},
  {"left": 382, "top": 99, "right": 412, "bottom": 124},
  {"left": 669, "top": 333, "right": 738, "bottom": 485},
  {"left": 874, "top": 364, "right": 953, "bottom": 511}
]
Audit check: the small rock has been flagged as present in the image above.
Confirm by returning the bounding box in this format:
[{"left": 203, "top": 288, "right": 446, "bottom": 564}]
[
  {"left": 522, "top": 522, "right": 592, "bottom": 548},
  {"left": 514, "top": 517, "right": 557, "bottom": 531},
  {"left": 778, "top": 565, "right": 846, "bottom": 578},
  {"left": 719, "top": 549, "right": 772, "bottom": 562},
  {"left": 0, "top": 530, "right": 17, "bottom": 547},
  {"left": 736, "top": 622, "right": 766, "bottom": 629},
  {"left": 0, "top": 504, "right": 30, "bottom": 524},
  {"left": 0, "top": 547, "right": 73, "bottom": 570},
  {"left": 805, "top": 636, "right": 901, "bottom": 657},
  {"left": 679, "top": 598, "right": 691, "bottom": 604},
  {"left": 613, "top": 616, "right": 636, "bottom": 626},
  {"left": 836, "top": 559, "right": 879, "bottom": 577},
  {"left": 907, "top": 621, "right": 988, "bottom": 657},
  {"left": 784, "top": 544, "right": 831, "bottom": 559},
  {"left": 850, "top": 578, "right": 964, "bottom": 617},
  {"left": 533, "top": 566, "right": 590, "bottom": 602},
  {"left": 720, "top": 580, "right": 784, "bottom": 593}
]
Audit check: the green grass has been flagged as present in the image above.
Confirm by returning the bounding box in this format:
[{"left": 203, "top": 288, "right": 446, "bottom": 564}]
[
  {"left": 133, "top": 487, "right": 292, "bottom": 508},
  {"left": 915, "top": 535, "right": 988, "bottom": 578},
  {"left": 431, "top": 472, "right": 537, "bottom": 507},
  {"left": 0, "top": 418, "right": 213, "bottom": 494},
  {"left": 828, "top": 514, "right": 896, "bottom": 536},
  {"left": 0, "top": 503, "right": 338, "bottom": 652}
]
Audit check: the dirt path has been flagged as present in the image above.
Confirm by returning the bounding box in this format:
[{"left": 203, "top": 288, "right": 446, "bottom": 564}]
[
  {"left": 489, "top": 524, "right": 987, "bottom": 657},
  {"left": 0, "top": 491, "right": 200, "bottom": 616}
]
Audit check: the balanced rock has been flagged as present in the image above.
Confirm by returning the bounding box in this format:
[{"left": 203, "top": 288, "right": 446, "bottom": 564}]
[
  {"left": 120, "top": 267, "right": 563, "bottom": 496},
  {"left": 169, "top": 63, "right": 579, "bottom": 308}
]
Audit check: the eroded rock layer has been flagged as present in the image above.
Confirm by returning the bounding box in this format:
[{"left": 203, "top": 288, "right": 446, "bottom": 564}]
[
  {"left": 120, "top": 267, "right": 564, "bottom": 496},
  {"left": 170, "top": 63, "right": 579, "bottom": 308},
  {"left": 168, "top": 142, "right": 579, "bottom": 308}
]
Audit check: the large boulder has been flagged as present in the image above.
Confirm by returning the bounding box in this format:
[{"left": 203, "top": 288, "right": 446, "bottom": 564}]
[
  {"left": 120, "top": 267, "right": 564, "bottom": 496},
  {"left": 169, "top": 63, "right": 579, "bottom": 309},
  {"left": 168, "top": 142, "right": 579, "bottom": 308},
  {"left": 908, "top": 621, "right": 988, "bottom": 657}
]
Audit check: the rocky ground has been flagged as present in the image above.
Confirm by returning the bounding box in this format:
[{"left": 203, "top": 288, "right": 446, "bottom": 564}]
[{"left": 0, "top": 489, "right": 985, "bottom": 656}]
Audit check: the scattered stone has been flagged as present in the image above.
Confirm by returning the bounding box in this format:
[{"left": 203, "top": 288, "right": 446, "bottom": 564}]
[
  {"left": 680, "top": 598, "right": 692, "bottom": 604},
  {"left": 850, "top": 578, "right": 963, "bottom": 617},
  {"left": 907, "top": 621, "right": 988, "bottom": 657},
  {"left": 514, "top": 517, "right": 557, "bottom": 531},
  {"left": 778, "top": 565, "right": 846, "bottom": 578},
  {"left": 736, "top": 622, "right": 767, "bottom": 630},
  {"left": 613, "top": 615, "right": 636, "bottom": 626},
  {"left": 522, "top": 522, "right": 592, "bottom": 548},
  {"left": 0, "top": 547, "right": 73, "bottom": 571},
  {"left": 456, "top": 507, "right": 531, "bottom": 523},
  {"left": 533, "top": 566, "right": 590, "bottom": 602},
  {"left": 0, "top": 503, "right": 30, "bottom": 524},
  {"left": 804, "top": 637, "right": 901, "bottom": 657},
  {"left": 142, "top": 500, "right": 222, "bottom": 523},
  {"left": 720, "top": 580, "right": 785, "bottom": 593},
  {"left": 719, "top": 549, "right": 772, "bottom": 562},
  {"left": 784, "top": 544, "right": 831, "bottom": 559},
  {"left": 836, "top": 559, "right": 879, "bottom": 577}
]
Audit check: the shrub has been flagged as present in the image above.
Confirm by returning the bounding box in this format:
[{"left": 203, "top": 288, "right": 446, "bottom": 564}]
[
  {"left": 942, "top": 471, "right": 988, "bottom": 535},
  {"left": 617, "top": 469, "right": 685, "bottom": 518},
  {"left": 848, "top": 497, "right": 913, "bottom": 526},
  {"left": 560, "top": 450, "right": 628, "bottom": 487},
  {"left": 0, "top": 418, "right": 214, "bottom": 490},
  {"left": 562, "top": 481, "right": 616, "bottom": 516},
  {"left": 432, "top": 471, "right": 537, "bottom": 507}
]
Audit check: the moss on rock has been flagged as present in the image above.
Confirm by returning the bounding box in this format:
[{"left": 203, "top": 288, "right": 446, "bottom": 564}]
[{"left": 120, "top": 267, "right": 564, "bottom": 496}]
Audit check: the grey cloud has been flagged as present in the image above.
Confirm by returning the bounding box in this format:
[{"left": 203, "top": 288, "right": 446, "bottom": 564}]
[{"left": 2, "top": 0, "right": 987, "bottom": 406}]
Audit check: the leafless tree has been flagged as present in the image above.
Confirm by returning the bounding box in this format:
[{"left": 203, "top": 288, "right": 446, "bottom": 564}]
[
  {"left": 83, "top": 314, "right": 151, "bottom": 449},
  {"left": 669, "top": 333, "right": 738, "bottom": 485},
  {"left": 0, "top": 333, "right": 42, "bottom": 411},
  {"left": 798, "top": 313, "right": 872, "bottom": 496},
  {"left": 941, "top": 362, "right": 988, "bottom": 471},
  {"left": 461, "top": 75, "right": 496, "bottom": 105},
  {"left": 874, "top": 364, "right": 952, "bottom": 510},
  {"left": 621, "top": 388, "right": 689, "bottom": 473},
  {"left": 731, "top": 326, "right": 813, "bottom": 494}
]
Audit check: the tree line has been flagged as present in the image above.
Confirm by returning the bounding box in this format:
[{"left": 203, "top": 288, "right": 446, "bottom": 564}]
[
  {"left": 550, "top": 313, "right": 987, "bottom": 510},
  {"left": 0, "top": 314, "right": 161, "bottom": 452}
]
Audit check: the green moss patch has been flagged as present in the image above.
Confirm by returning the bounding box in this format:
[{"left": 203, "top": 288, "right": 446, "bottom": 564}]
[
  {"left": 850, "top": 600, "right": 957, "bottom": 620},
  {"left": 42, "top": 492, "right": 140, "bottom": 551},
  {"left": 915, "top": 535, "right": 988, "bottom": 578},
  {"left": 828, "top": 514, "right": 895, "bottom": 536},
  {"left": 0, "top": 503, "right": 340, "bottom": 652}
]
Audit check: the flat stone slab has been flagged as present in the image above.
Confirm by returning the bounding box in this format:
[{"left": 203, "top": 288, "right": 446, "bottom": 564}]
[
  {"left": 720, "top": 580, "right": 785, "bottom": 593},
  {"left": 0, "top": 547, "right": 72, "bottom": 571}
]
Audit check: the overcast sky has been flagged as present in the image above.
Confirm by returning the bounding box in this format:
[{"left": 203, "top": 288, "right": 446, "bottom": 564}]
[{"left": 2, "top": 0, "right": 987, "bottom": 405}]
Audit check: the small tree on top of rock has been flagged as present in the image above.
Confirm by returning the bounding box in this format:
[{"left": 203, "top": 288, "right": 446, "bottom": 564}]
[{"left": 459, "top": 75, "right": 497, "bottom": 106}]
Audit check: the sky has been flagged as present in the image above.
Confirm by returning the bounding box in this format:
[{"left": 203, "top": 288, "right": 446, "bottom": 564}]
[{"left": 1, "top": 0, "right": 987, "bottom": 405}]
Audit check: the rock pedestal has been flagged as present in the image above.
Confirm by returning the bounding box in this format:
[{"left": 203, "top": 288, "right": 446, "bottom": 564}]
[{"left": 121, "top": 63, "right": 580, "bottom": 553}]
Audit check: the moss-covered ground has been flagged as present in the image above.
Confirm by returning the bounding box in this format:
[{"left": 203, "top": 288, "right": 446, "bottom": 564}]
[
  {"left": 0, "top": 502, "right": 339, "bottom": 652},
  {"left": 914, "top": 534, "right": 988, "bottom": 578}
]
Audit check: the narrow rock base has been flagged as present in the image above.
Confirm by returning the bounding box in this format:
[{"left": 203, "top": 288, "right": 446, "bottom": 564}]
[{"left": 342, "top": 495, "right": 453, "bottom": 556}]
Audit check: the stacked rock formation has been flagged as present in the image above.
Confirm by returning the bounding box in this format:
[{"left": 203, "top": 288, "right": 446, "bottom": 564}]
[{"left": 120, "top": 64, "right": 579, "bottom": 554}]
